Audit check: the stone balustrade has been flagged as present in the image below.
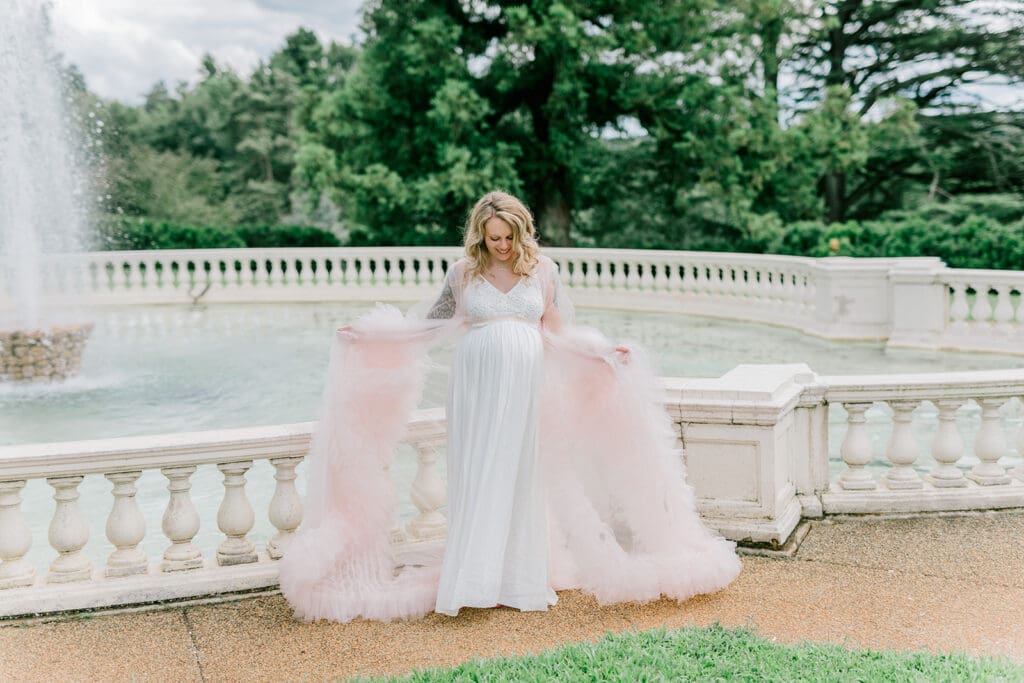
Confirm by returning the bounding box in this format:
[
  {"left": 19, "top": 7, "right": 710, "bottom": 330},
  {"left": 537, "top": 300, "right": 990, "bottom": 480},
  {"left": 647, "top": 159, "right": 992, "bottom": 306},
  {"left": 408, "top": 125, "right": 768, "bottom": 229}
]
[
  {"left": 0, "top": 410, "right": 446, "bottom": 617},
  {"left": 2, "top": 363, "right": 1023, "bottom": 617},
  {"left": 4, "top": 247, "right": 1020, "bottom": 355},
  {"left": 821, "top": 369, "right": 1024, "bottom": 514}
]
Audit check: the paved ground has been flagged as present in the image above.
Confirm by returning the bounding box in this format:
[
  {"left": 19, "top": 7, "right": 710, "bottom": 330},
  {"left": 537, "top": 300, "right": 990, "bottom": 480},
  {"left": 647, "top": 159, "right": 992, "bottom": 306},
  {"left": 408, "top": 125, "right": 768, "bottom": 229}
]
[{"left": 3, "top": 512, "right": 1024, "bottom": 682}]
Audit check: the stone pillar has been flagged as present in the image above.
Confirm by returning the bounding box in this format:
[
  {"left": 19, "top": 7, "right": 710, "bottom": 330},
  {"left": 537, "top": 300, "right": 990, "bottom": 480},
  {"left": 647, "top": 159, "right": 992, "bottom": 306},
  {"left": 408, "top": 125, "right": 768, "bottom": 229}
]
[
  {"left": 161, "top": 466, "right": 203, "bottom": 572},
  {"left": 216, "top": 461, "right": 257, "bottom": 565},
  {"left": 46, "top": 475, "right": 92, "bottom": 583},
  {"left": 0, "top": 481, "right": 35, "bottom": 589},
  {"left": 267, "top": 457, "right": 303, "bottom": 560},
  {"left": 105, "top": 471, "right": 148, "bottom": 577}
]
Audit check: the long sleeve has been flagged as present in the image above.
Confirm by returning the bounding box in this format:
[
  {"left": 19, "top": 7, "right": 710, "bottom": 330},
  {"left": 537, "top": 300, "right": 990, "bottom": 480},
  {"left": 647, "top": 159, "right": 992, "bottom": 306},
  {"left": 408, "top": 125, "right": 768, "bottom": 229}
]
[{"left": 426, "top": 279, "right": 456, "bottom": 319}]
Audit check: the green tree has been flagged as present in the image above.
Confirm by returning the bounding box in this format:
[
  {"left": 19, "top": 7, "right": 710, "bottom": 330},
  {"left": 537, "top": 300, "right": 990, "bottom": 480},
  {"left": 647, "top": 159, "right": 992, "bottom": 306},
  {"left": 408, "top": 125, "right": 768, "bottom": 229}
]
[
  {"left": 302, "top": 0, "right": 714, "bottom": 245},
  {"left": 786, "top": 0, "right": 1024, "bottom": 220}
]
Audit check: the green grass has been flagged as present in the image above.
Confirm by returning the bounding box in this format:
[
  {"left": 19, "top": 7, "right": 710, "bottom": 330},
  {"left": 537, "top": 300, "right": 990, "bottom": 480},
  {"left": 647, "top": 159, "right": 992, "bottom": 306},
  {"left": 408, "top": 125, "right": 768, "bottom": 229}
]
[{"left": 358, "top": 625, "right": 1024, "bottom": 683}]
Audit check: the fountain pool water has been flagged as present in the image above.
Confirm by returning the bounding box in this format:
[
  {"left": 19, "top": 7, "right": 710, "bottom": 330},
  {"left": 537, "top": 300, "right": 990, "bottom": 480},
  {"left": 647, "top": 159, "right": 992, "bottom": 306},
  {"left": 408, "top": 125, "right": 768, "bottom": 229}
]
[
  {"left": 4, "top": 301, "right": 1023, "bottom": 447},
  {"left": 0, "top": 0, "right": 94, "bottom": 379}
]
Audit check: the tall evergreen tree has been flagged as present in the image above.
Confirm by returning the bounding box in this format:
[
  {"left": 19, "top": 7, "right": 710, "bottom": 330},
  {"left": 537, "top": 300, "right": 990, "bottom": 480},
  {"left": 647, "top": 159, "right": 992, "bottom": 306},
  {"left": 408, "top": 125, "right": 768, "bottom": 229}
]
[{"left": 304, "top": 0, "right": 712, "bottom": 245}]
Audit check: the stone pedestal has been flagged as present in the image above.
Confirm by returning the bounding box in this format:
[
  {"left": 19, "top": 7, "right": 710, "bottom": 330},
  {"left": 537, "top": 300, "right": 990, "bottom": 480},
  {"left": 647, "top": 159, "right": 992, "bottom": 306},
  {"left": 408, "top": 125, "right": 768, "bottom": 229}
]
[{"left": 0, "top": 323, "right": 93, "bottom": 382}]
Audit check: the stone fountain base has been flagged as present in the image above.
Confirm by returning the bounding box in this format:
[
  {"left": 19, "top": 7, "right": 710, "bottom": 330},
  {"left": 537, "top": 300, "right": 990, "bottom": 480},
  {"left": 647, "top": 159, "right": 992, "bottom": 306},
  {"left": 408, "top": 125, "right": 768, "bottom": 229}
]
[{"left": 0, "top": 323, "right": 94, "bottom": 382}]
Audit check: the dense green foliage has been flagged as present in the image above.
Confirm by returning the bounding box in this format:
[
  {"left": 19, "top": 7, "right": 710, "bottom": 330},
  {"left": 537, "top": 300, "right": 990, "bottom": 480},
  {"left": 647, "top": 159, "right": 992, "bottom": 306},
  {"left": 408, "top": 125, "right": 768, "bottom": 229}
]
[
  {"left": 94, "top": 217, "right": 340, "bottom": 251},
  {"left": 361, "top": 625, "right": 1024, "bottom": 682},
  {"left": 74, "top": 2, "right": 1024, "bottom": 268}
]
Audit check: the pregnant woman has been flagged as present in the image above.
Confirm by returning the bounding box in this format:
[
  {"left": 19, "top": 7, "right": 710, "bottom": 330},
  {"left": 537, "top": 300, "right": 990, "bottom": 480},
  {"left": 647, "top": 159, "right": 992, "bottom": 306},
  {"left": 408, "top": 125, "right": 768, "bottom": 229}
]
[{"left": 279, "top": 191, "right": 740, "bottom": 622}]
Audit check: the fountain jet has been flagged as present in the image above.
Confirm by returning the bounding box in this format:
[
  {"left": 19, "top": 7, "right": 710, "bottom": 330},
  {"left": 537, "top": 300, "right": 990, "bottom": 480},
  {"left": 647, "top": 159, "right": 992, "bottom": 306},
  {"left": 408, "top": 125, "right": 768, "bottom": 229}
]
[{"left": 0, "top": 0, "right": 94, "bottom": 381}]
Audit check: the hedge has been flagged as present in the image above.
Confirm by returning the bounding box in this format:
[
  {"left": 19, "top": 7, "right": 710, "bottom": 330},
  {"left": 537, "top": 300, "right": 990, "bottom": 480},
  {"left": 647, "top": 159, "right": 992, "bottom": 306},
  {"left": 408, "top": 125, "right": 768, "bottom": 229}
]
[{"left": 94, "top": 216, "right": 341, "bottom": 251}]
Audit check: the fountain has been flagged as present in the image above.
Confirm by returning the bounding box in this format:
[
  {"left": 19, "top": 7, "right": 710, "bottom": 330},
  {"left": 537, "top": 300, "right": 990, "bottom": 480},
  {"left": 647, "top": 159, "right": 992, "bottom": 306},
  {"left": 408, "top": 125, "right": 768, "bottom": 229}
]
[{"left": 0, "top": 0, "right": 94, "bottom": 381}]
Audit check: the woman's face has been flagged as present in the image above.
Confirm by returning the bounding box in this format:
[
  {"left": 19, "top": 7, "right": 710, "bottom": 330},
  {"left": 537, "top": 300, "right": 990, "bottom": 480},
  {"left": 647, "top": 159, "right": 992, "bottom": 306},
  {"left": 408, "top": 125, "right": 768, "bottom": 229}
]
[{"left": 484, "top": 216, "right": 514, "bottom": 263}]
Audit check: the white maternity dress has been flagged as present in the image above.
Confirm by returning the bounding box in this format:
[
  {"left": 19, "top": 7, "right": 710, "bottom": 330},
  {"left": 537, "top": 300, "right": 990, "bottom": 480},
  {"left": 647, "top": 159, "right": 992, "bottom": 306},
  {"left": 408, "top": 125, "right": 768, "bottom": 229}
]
[{"left": 434, "top": 273, "right": 557, "bottom": 615}]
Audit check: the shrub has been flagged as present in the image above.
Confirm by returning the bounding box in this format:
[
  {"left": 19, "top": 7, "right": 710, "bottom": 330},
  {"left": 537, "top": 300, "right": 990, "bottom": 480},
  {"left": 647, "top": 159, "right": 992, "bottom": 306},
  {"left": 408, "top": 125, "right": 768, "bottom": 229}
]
[
  {"left": 93, "top": 216, "right": 340, "bottom": 251},
  {"left": 738, "top": 196, "right": 1024, "bottom": 270}
]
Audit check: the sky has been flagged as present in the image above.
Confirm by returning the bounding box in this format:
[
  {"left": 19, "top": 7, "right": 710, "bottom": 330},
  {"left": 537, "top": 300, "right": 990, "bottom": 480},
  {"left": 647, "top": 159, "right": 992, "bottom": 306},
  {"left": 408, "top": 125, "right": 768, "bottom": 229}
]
[{"left": 49, "top": 0, "right": 365, "bottom": 103}]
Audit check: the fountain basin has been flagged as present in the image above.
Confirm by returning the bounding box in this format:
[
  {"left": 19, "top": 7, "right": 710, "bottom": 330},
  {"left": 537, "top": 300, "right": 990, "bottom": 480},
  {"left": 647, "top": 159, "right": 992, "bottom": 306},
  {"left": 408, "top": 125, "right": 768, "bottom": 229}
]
[{"left": 0, "top": 323, "right": 94, "bottom": 382}]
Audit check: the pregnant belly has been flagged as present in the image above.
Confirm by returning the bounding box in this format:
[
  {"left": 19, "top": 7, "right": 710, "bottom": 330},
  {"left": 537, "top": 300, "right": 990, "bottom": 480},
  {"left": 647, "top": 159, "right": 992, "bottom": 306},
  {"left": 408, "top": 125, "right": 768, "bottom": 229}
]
[{"left": 456, "top": 320, "right": 543, "bottom": 375}]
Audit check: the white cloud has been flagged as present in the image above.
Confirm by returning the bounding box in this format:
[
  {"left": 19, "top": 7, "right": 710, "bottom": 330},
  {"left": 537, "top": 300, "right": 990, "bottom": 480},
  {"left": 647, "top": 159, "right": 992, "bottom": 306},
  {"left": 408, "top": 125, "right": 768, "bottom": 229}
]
[{"left": 49, "top": 0, "right": 364, "bottom": 103}]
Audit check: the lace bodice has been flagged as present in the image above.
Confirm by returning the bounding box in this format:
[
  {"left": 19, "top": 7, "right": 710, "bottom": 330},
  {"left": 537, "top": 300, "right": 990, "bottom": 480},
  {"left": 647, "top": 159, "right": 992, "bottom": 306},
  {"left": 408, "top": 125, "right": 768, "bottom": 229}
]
[{"left": 464, "top": 275, "right": 545, "bottom": 322}]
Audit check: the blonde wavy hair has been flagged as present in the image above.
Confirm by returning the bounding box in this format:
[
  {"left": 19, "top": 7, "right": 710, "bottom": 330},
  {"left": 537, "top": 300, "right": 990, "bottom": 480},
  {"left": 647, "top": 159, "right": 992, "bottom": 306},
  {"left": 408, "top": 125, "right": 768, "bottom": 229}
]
[{"left": 463, "top": 191, "right": 540, "bottom": 279}]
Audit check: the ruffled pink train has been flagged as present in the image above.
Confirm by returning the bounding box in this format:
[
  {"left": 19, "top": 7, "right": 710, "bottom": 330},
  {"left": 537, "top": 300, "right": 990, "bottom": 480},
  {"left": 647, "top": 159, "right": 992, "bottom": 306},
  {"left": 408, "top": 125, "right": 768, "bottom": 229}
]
[{"left": 278, "top": 306, "right": 740, "bottom": 622}]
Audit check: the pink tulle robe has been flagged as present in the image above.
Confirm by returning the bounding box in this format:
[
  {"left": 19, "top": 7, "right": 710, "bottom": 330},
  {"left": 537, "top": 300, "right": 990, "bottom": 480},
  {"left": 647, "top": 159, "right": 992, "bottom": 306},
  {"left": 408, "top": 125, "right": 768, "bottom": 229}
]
[{"left": 277, "top": 255, "right": 741, "bottom": 622}]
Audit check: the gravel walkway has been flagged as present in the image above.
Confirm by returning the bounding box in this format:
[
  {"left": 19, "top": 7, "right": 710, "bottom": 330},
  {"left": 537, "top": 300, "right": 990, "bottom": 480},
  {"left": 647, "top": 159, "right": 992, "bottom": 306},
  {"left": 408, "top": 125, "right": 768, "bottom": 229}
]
[{"left": 3, "top": 512, "right": 1023, "bottom": 681}]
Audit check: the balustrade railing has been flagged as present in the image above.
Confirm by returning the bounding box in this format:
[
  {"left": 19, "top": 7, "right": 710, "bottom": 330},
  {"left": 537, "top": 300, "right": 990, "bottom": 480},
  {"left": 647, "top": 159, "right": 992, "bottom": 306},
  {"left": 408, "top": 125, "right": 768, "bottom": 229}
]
[
  {"left": 6, "top": 247, "right": 1024, "bottom": 354},
  {"left": 0, "top": 410, "right": 446, "bottom": 617},
  {"left": 5, "top": 362, "right": 1024, "bottom": 617},
  {"left": 6, "top": 247, "right": 825, "bottom": 336},
  {"left": 940, "top": 269, "right": 1024, "bottom": 354},
  {"left": 821, "top": 369, "right": 1024, "bottom": 514}
]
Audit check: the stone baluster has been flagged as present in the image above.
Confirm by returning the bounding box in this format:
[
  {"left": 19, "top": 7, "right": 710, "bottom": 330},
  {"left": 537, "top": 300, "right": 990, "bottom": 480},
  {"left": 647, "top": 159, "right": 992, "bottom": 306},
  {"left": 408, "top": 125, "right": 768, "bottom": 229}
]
[
  {"left": 406, "top": 438, "right": 448, "bottom": 541},
  {"left": 267, "top": 457, "right": 304, "bottom": 559},
  {"left": 0, "top": 481, "right": 35, "bottom": 589},
  {"left": 122, "top": 260, "right": 140, "bottom": 289},
  {"left": 337, "top": 257, "right": 349, "bottom": 285},
  {"left": 324, "top": 256, "right": 337, "bottom": 285},
  {"left": 678, "top": 263, "right": 692, "bottom": 294},
  {"left": 577, "top": 259, "right": 593, "bottom": 288},
  {"left": 392, "top": 256, "right": 404, "bottom": 286},
  {"left": 412, "top": 258, "right": 425, "bottom": 286},
  {"left": 737, "top": 267, "right": 751, "bottom": 300},
  {"left": 584, "top": 259, "right": 599, "bottom": 288},
  {"left": 968, "top": 398, "right": 1011, "bottom": 485},
  {"left": 970, "top": 282, "right": 993, "bottom": 325},
  {"left": 715, "top": 264, "right": 729, "bottom": 298},
  {"left": 839, "top": 403, "right": 876, "bottom": 490},
  {"left": 355, "top": 257, "right": 368, "bottom": 286},
  {"left": 161, "top": 466, "right": 203, "bottom": 571},
  {"left": 883, "top": 401, "right": 923, "bottom": 489},
  {"left": 948, "top": 282, "right": 969, "bottom": 329},
  {"left": 737, "top": 266, "right": 750, "bottom": 298},
  {"left": 216, "top": 461, "right": 257, "bottom": 565},
  {"left": 153, "top": 259, "right": 169, "bottom": 289},
  {"left": 993, "top": 285, "right": 1014, "bottom": 330},
  {"left": 138, "top": 258, "right": 153, "bottom": 289},
  {"left": 646, "top": 261, "right": 662, "bottom": 292},
  {"left": 263, "top": 256, "right": 278, "bottom": 286},
  {"left": 691, "top": 263, "right": 707, "bottom": 296},
  {"left": 46, "top": 476, "right": 92, "bottom": 583},
  {"left": 216, "top": 259, "right": 230, "bottom": 288},
  {"left": 666, "top": 261, "right": 682, "bottom": 292},
  {"left": 104, "top": 471, "right": 148, "bottom": 577},
  {"left": 706, "top": 264, "right": 722, "bottom": 297},
  {"left": 579, "top": 259, "right": 592, "bottom": 289},
  {"left": 927, "top": 400, "right": 967, "bottom": 487},
  {"left": 627, "top": 261, "right": 643, "bottom": 290},
  {"left": 612, "top": 260, "right": 628, "bottom": 289},
  {"left": 283, "top": 257, "right": 296, "bottom": 286},
  {"left": 564, "top": 259, "right": 579, "bottom": 288},
  {"left": 748, "top": 268, "right": 764, "bottom": 300},
  {"left": 225, "top": 258, "right": 240, "bottom": 288}
]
